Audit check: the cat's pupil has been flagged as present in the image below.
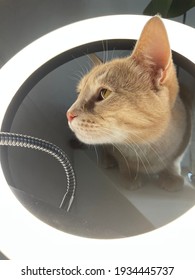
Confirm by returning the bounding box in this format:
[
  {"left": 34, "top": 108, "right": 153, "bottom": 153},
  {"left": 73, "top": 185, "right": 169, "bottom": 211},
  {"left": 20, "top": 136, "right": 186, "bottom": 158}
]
[
  {"left": 97, "top": 88, "right": 110, "bottom": 102},
  {"left": 96, "top": 88, "right": 106, "bottom": 102}
]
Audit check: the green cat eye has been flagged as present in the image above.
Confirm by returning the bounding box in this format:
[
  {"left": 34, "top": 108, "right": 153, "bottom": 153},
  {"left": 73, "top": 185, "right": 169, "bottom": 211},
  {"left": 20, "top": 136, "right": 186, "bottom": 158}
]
[{"left": 100, "top": 88, "right": 111, "bottom": 100}]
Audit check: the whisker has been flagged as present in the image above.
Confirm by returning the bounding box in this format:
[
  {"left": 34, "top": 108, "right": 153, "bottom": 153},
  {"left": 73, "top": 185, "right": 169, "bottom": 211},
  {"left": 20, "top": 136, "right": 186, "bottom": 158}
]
[
  {"left": 126, "top": 129, "right": 166, "bottom": 170},
  {"left": 109, "top": 124, "right": 166, "bottom": 171},
  {"left": 67, "top": 75, "right": 80, "bottom": 83},
  {"left": 99, "top": 128, "right": 132, "bottom": 176},
  {"left": 118, "top": 136, "right": 150, "bottom": 176},
  {"left": 105, "top": 40, "right": 109, "bottom": 62},
  {"left": 79, "top": 64, "right": 88, "bottom": 77},
  {"left": 86, "top": 55, "right": 95, "bottom": 67},
  {"left": 123, "top": 141, "right": 140, "bottom": 180},
  {"left": 101, "top": 40, "right": 110, "bottom": 63},
  {"left": 93, "top": 145, "right": 99, "bottom": 165},
  {"left": 69, "top": 71, "right": 85, "bottom": 82},
  {"left": 100, "top": 128, "right": 144, "bottom": 177},
  {"left": 113, "top": 143, "right": 132, "bottom": 176},
  {"left": 124, "top": 137, "right": 151, "bottom": 175},
  {"left": 100, "top": 127, "right": 151, "bottom": 176},
  {"left": 111, "top": 47, "right": 116, "bottom": 60}
]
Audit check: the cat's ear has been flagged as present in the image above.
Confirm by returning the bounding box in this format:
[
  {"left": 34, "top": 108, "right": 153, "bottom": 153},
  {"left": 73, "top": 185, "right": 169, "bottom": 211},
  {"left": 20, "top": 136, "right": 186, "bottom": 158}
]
[
  {"left": 132, "top": 16, "right": 171, "bottom": 83},
  {"left": 88, "top": 53, "right": 103, "bottom": 66}
]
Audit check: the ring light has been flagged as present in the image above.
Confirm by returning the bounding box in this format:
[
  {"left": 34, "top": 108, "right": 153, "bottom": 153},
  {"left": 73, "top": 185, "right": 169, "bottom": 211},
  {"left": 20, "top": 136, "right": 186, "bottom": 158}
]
[{"left": 0, "top": 15, "right": 195, "bottom": 260}]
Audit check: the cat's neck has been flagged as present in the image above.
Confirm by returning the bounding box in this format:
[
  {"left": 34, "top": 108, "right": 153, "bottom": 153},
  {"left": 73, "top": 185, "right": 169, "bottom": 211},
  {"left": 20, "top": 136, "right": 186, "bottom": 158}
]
[{"left": 117, "top": 96, "right": 187, "bottom": 151}]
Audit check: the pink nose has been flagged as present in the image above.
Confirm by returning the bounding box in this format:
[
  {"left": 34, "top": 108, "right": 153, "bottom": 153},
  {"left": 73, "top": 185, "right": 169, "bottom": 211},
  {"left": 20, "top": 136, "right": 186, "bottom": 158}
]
[{"left": 66, "top": 111, "right": 77, "bottom": 122}]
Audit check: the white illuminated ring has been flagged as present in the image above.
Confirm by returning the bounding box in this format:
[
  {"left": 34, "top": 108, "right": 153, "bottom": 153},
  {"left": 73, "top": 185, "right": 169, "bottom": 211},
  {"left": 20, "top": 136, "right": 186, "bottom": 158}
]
[{"left": 0, "top": 15, "right": 195, "bottom": 260}]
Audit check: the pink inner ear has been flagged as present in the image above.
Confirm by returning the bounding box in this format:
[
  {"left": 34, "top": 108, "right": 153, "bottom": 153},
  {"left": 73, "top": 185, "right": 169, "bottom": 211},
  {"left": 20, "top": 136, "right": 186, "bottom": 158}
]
[{"left": 132, "top": 16, "right": 171, "bottom": 71}]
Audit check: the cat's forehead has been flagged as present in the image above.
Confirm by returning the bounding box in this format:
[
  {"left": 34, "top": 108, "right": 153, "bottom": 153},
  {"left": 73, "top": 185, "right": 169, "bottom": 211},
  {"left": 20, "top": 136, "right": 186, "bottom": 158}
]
[
  {"left": 77, "top": 60, "right": 125, "bottom": 91},
  {"left": 76, "top": 57, "right": 151, "bottom": 95},
  {"left": 77, "top": 64, "right": 108, "bottom": 92}
]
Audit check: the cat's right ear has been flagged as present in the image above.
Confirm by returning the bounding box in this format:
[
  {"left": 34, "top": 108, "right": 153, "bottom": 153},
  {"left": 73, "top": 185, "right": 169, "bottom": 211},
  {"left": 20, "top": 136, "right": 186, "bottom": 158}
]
[{"left": 88, "top": 53, "right": 103, "bottom": 66}]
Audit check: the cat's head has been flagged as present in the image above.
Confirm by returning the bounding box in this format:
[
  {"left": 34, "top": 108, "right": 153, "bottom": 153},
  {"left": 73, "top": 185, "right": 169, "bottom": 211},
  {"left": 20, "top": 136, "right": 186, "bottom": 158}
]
[{"left": 67, "top": 16, "right": 179, "bottom": 145}]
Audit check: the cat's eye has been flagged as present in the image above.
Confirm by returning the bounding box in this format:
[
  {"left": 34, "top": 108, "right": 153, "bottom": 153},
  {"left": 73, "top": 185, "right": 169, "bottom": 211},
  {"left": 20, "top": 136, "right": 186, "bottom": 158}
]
[{"left": 98, "top": 88, "right": 111, "bottom": 101}]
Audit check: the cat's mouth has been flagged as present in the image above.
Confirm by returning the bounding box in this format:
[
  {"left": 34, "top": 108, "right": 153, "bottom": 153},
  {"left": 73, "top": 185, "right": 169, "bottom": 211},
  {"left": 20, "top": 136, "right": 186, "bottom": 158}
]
[
  {"left": 68, "top": 116, "right": 130, "bottom": 145},
  {"left": 68, "top": 120, "right": 105, "bottom": 144}
]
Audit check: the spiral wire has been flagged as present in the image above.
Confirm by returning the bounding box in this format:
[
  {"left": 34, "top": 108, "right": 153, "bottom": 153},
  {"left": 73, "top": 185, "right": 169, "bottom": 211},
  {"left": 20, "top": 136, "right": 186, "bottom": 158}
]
[{"left": 0, "top": 132, "right": 76, "bottom": 212}]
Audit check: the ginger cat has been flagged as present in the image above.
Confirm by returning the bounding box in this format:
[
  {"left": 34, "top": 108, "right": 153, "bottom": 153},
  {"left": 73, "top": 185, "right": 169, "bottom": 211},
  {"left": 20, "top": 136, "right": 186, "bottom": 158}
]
[{"left": 67, "top": 16, "right": 191, "bottom": 191}]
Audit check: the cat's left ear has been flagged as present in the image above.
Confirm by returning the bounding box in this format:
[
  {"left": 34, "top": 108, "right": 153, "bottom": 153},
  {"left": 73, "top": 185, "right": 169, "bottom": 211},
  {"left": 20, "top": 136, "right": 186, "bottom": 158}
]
[
  {"left": 88, "top": 53, "right": 103, "bottom": 66},
  {"left": 132, "top": 16, "right": 171, "bottom": 83}
]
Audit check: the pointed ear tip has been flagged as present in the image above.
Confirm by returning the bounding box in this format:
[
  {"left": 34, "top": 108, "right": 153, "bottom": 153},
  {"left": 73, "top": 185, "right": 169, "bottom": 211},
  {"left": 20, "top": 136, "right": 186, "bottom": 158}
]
[
  {"left": 148, "top": 14, "right": 164, "bottom": 25},
  {"left": 146, "top": 15, "right": 167, "bottom": 34},
  {"left": 154, "top": 13, "right": 162, "bottom": 19}
]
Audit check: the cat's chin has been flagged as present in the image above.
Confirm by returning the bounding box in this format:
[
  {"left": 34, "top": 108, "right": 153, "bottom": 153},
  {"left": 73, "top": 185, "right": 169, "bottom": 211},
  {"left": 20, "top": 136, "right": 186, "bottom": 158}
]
[
  {"left": 75, "top": 134, "right": 105, "bottom": 145},
  {"left": 73, "top": 132, "right": 111, "bottom": 145}
]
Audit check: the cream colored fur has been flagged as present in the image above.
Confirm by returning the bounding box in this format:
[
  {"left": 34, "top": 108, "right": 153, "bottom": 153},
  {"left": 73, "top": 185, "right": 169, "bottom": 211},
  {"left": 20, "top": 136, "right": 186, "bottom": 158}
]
[{"left": 67, "top": 16, "right": 191, "bottom": 191}]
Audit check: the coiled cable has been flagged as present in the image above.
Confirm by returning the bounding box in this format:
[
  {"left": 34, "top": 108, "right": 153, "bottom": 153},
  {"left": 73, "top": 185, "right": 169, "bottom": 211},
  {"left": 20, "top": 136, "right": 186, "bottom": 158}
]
[{"left": 0, "top": 132, "right": 76, "bottom": 212}]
